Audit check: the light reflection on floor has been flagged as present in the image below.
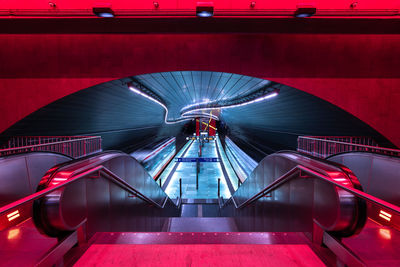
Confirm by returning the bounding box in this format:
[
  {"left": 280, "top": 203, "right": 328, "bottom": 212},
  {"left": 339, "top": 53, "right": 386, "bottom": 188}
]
[{"left": 165, "top": 139, "right": 231, "bottom": 199}]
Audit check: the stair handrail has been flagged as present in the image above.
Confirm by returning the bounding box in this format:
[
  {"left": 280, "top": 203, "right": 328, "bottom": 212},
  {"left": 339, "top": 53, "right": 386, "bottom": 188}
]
[
  {"left": 0, "top": 165, "right": 172, "bottom": 220},
  {"left": 0, "top": 136, "right": 101, "bottom": 152},
  {"left": 230, "top": 165, "right": 400, "bottom": 217},
  {"left": 298, "top": 136, "right": 400, "bottom": 154}
]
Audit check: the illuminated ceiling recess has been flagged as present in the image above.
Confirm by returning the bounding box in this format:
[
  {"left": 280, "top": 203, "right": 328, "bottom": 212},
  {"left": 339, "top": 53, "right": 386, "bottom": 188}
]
[
  {"left": 92, "top": 5, "right": 115, "bottom": 18},
  {"left": 294, "top": 5, "right": 317, "bottom": 18},
  {"left": 196, "top": 2, "right": 214, "bottom": 18},
  {"left": 181, "top": 89, "right": 279, "bottom": 117},
  {"left": 127, "top": 75, "right": 279, "bottom": 125},
  {"left": 127, "top": 82, "right": 217, "bottom": 124}
]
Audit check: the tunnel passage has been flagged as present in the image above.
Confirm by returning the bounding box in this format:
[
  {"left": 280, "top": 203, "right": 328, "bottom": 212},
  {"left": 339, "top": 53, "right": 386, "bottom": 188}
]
[{"left": 0, "top": 71, "right": 392, "bottom": 159}]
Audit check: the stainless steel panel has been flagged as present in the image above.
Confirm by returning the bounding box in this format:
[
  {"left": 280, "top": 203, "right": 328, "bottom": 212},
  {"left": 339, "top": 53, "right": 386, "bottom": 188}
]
[
  {"left": 0, "top": 157, "right": 31, "bottom": 207},
  {"left": 329, "top": 152, "right": 400, "bottom": 206},
  {"left": 0, "top": 152, "right": 71, "bottom": 206}
]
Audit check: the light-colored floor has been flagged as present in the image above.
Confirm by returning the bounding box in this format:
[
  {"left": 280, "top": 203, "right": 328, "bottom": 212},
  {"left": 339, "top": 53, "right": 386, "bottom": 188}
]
[
  {"left": 75, "top": 244, "right": 325, "bottom": 267},
  {"left": 165, "top": 139, "right": 231, "bottom": 199}
]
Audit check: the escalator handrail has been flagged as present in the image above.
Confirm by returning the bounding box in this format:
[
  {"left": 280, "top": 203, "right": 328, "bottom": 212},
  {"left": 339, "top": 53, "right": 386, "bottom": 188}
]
[
  {"left": 230, "top": 164, "right": 400, "bottom": 217},
  {"left": 0, "top": 164, "right": 169, "bottom": 219}
]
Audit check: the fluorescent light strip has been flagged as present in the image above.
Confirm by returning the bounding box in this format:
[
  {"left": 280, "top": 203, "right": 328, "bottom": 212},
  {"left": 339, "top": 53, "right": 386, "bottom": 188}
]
[
  {"left": 129, "top": 85, "right": 211, "bottom": 124},
  {"left": 7, "top": 210, "right": 19, "bottom": 218},
  {"left": 380, "top": 210, "right": 392, "bottom": 218},
  {"left": 181, "top": 91, "right": 278, "bottom": 117},
  {"left": 379, "top": 213, "right": 391, "bottom": 222},
  {"left": 188, "top": 112, "right": 219, "bottom": 121},
  {"left": 129, "top": 83, "right": 277, "bottom": 123},
  {"left": 7, "top": 210, "right": 20, "bottom": 222}
]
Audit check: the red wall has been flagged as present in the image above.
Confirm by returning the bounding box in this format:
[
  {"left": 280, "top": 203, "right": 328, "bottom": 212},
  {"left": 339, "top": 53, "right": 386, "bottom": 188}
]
[
  {"left": 1, "top": 0, "right": 397, "bottom": 10},
  {"left": 1, "top": 34, "right": 399, "bottom": 147}
]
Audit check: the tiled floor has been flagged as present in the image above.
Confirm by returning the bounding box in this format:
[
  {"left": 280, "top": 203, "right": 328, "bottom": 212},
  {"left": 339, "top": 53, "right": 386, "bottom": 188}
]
[{"left": 165, "top": 139, "right": 231, "bottom": 199}]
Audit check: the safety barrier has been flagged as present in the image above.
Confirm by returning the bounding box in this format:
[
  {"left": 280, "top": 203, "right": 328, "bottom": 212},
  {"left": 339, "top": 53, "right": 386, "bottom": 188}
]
[
  {"left": 297, "top": 136, "right": 400, "bottom": 158},
  {"left": 0, "top": 136, "right": 102, "bottom": 158}
]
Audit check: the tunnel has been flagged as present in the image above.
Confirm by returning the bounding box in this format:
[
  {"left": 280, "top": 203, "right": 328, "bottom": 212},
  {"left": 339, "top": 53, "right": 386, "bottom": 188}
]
[{"left": 1, "top": 1, "right": 400, "bottom": 266}]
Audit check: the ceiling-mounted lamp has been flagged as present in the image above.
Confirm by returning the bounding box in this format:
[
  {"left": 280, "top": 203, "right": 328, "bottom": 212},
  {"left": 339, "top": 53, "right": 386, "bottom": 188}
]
[
  {"left": 294, "top": 5, "right": 316, "bottom": 18},
  {"left": 93, "top": 4, "right": 114, "bottom": 18},
  {"left": 196, "top": 2, "right": 214, "bottom": 17},
  {"left": 48, "top": 1, "right": 56, "bottom": 8}
]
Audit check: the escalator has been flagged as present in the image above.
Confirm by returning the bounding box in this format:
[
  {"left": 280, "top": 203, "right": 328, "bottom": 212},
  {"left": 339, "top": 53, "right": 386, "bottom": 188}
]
[
  {"left": 32, "top": 151, "right": 180, "bottom": 237},
  {"left": 1, "top": 143, "right": 400, "bottom": 266},
  {"left": 220, "top": 151, "right": 366, "bottom": 236}
]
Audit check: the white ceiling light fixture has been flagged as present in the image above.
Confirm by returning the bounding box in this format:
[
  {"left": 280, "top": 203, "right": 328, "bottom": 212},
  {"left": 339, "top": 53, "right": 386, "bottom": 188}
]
[
  {"left": 294, "top": 4, "right": 317, "bottom": 18},
  {"left": 181, "top": 89, "right": 279, "bottom": 117},
  {"left": 127, "top": 82, "right": 217, "bottom": 124},
  {"left": 196, "top": 2, "right": 214, "bottom": 17}
]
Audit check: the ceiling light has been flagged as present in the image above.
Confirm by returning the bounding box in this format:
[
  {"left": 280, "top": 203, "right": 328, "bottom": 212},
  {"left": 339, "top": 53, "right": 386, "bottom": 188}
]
[
  {"left": 181, "top": 89, "right": 279, "bottom": 117},
  {"left": 127, "top": 82, "right": 215, "bottom": 124},
  {"left": 196, "top": 2, "right": 214, "bottom": 17},
  {"left": 294, "top": 5, "right": 316, "bottom": 18},
  {"left": 93, "top": 6, "right": 115, "bottom": 18}
]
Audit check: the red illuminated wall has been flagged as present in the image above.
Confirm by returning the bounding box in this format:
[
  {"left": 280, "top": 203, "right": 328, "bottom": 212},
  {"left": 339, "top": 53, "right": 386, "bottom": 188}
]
[
  {"left": 0, "top": 34, "right": 400, "bottom": 147},
  {"left": 0, "top": 0, "right": 398, "bottom": 10}
]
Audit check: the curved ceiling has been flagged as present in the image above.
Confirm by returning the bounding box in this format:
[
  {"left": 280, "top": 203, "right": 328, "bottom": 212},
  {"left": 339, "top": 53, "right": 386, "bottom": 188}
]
[
  {"left": 0, "top": 71, "right": 392, "bottom": 157},
  {"left": 131, "top": 71, "right": 271, "bottom": 122}
]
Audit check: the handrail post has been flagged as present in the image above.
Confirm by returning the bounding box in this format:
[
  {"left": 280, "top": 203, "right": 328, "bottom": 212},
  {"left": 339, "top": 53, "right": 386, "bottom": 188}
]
[
  {"left": 83, "top": 140, "right": 87, "bottom": 156},
  {"left": 218, "top": 178, "right": 220, "bottom": 198},
  {"left": 179, "top": 178, "right": 182, "bottom": 199},
  {"left": 159, "top": 178, "right": 162, "bottom": 187},
  {"left": 196, "top": 169, "right": 199, "bottom": 190},
  {"left": 196, "top": 159, "right": 199, "bottom": 190}
]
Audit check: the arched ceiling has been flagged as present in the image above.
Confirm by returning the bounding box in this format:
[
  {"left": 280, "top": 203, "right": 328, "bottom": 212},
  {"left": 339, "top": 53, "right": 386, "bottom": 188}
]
[
  {"left": 132, "top": 71, "right": 271, "bottom": 121},
  {"left": 0, "top": 71, "right": 392, "bottom": 155}
]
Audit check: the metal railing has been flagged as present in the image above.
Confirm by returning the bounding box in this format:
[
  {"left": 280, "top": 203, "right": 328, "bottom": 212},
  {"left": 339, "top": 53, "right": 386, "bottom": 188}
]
[
  {"left": 0, "top": 136, "right": 102, "bottom": 158},
  {"left": 297, "top": 136, "right": 400, "bottom": 158}
]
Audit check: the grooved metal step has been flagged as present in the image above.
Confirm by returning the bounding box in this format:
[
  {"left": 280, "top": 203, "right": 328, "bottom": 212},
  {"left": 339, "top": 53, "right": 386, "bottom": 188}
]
[
  {"left": 168, "top": 217, "right": 238, "bottom": 232},
  {"left": 88, "top": 232, "right": 309, "bottom": 245}
]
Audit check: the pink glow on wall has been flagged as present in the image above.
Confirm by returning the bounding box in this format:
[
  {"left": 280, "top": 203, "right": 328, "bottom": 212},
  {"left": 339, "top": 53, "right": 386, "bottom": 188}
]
[
  {"left": 7, "top": 228, "right": 20, "bottom": 240},
  {"left": 1, "top": 0, "right": 399, "bottom": 10},
  {"left": 0, "top": 34, "right": 400, "bottom": 147},
  {"left": 379, "top": 229, "right": 391, "bottom": 240}
]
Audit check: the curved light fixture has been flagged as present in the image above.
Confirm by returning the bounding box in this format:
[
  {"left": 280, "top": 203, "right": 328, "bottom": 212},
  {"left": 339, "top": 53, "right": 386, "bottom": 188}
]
[
  {"left": 127, "top": 82, "right": 217, "bottom": 124},
  {"left": 181, "top": 88, "right": 279, "bottom": 118}
]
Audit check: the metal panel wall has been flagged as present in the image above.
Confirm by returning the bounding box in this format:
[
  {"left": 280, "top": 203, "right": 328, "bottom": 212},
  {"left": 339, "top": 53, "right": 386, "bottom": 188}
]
[
  {"left": 328, "top": 152, "right": 400, "bottom": 206},
  {"left": 0, "top": 152, "right": 71, "bottom": 206}
]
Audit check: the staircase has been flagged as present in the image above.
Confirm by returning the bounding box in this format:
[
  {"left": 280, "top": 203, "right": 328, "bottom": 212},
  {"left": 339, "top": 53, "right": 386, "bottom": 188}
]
[
  {"left": 162, "top": 199, "right": 237, "bottom": 232},
  {"left": 71, "top": 199, "right": 329, "bottom": 266},
  {"left": 74, "top": 232, "right": 326, "bottom": 266}
]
